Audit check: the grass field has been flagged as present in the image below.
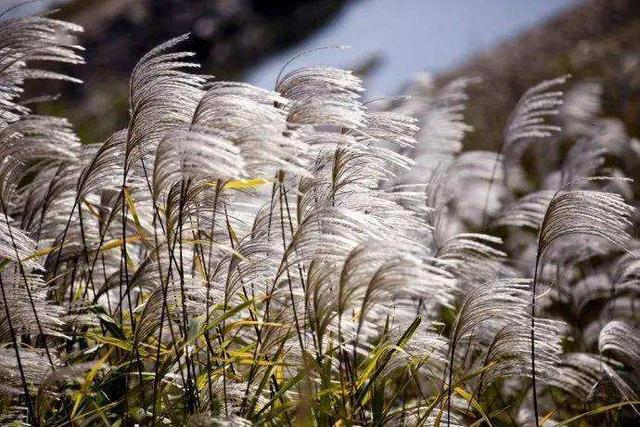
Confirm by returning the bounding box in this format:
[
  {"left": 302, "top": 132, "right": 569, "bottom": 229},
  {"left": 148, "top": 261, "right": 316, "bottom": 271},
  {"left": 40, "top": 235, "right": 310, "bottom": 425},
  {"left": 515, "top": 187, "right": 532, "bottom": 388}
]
[{"left": 0, "top": 13, "right": 638, "bottom": 426}]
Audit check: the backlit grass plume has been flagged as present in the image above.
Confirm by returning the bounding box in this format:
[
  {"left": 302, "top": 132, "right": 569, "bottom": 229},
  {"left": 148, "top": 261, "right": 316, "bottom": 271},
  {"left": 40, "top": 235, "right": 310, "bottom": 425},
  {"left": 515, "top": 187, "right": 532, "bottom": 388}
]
[{"left": 0, "top": 15, "right": 638, "bottom": 426}]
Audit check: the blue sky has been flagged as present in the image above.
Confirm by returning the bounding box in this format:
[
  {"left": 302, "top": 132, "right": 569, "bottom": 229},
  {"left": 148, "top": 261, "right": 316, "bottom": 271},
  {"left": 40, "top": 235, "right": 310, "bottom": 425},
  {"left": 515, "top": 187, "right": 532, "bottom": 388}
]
[{"left": 247, "top": 0, "right": 574, "bottom": 96}]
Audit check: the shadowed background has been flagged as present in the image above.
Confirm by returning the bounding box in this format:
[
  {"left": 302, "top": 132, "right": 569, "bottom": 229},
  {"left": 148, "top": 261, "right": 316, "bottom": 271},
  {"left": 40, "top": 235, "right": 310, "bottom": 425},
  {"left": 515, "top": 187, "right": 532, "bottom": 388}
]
[{"left": 6, "top": 0, "right": 640, "bottom": 149}]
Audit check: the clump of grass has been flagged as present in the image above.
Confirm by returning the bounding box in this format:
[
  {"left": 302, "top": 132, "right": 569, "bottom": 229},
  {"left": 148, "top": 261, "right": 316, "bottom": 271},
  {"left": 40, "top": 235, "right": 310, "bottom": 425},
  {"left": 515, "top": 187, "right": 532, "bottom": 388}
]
[{"left": 0, "top": 14, "right": 638, "bottom": 427}]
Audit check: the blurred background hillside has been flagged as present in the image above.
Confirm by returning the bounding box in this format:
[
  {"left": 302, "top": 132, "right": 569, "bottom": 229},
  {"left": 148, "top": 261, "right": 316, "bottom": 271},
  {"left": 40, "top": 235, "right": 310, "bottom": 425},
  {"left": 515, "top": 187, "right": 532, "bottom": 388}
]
[{"left": 5, "top": 0, "right": 639, "bottom": 148}]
